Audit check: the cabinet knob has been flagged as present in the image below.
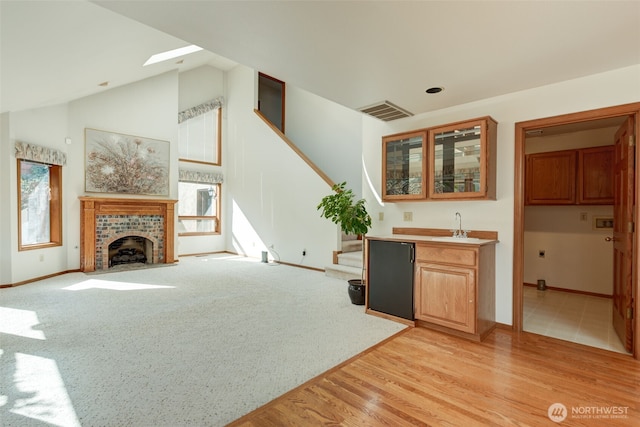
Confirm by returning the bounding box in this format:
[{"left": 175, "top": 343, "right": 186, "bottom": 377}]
[{"left": 605, "top": 237, "right": 616, "bottom": 242}]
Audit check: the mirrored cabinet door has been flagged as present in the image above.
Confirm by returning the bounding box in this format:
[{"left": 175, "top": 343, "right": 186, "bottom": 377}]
[
  {"left": 382, "top": 131, "right": 427, "bottom": 200},
  {"left": 428, "top": 118, "right": 496, "bottom": 200}
]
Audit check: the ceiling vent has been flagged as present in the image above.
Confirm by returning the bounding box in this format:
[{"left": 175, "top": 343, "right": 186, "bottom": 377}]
[{"left": 359, "top": 100, "right": 413, "bottom": 121}]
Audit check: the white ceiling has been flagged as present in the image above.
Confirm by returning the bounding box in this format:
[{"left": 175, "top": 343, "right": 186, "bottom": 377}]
[{"left": 2, "top": 1, "right": 640, "bottom": 119}]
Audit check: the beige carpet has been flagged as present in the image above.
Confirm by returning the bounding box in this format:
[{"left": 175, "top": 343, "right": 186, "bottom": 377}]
[{"left": 0, "top": 254, "right": 406, "bottom": 426}]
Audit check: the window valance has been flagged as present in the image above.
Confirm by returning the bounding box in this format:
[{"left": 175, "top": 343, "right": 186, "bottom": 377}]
[
  {"left": 179, "top": 168, "right": 223, "bottom": 184},
  {"left": 178, "top": 97, "right": 224, "bottom": 124},
  {"left": 15, "top": 141, "right": 67, "bottom": 166}
]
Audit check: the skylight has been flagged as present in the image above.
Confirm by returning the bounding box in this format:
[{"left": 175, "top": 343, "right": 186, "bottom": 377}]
[{"left": 143, "top": 45, "right": 203, "bottom": 66}]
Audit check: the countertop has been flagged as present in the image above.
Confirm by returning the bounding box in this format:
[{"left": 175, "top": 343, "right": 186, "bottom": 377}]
[{"left": 366, "top": 234, "right": 498, "bottom": 246}]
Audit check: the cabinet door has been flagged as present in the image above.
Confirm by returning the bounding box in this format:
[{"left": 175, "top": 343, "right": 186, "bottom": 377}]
[
  {"left": 578, "top": 145, "right": 614, "bottom": 204},
  {"left": 382, "top": 131, "right": 427, "bottom": 201},
  {"left": 525, "top": 150, "right": 576, "bottom": 205},
  {"left": 415, "top": 262, "right": 476, "bottom": 333},
  {"left": 428, "top": 117, "right": 497, "bottom": 200}
]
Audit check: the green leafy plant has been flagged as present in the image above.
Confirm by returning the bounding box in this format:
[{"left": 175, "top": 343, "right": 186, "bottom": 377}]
[
  {"left": 318, "top": 182, "right": 372, "bottom": 301},
  {"left": 317, "top": 182, "right": 372, "bottom": 236}
]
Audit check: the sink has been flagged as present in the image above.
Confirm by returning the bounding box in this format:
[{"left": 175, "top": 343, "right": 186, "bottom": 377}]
[{"left": 430, "top": 236, "right": 483, "bottom": 243}]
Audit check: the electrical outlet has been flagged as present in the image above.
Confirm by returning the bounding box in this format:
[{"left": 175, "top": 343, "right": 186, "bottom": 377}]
[
  {"left": 39, "top": 254, "right": 44, "bottom": 262},
  {"left": 403, "top": 212, "right": 413, "bottom": 221},
  {"left": 539, "top": 250, "right": 545, "bottom": 258}
]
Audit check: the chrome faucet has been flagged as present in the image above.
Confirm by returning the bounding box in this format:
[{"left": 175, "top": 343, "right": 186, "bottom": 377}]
[{"left": 452, "top": 212, "right": 468, "bottom": 238}]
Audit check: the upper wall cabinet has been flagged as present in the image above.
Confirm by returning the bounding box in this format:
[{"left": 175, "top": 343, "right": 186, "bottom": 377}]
[
  {"left": 382, "top": 131, "right": 427, "bottom": 200},
  {"left": 525, "top": 149, "right": 577, "bottom": 205},
  {"left": 525, "top": 145, "right": 614, "bottom": 205},
  {"left": 381, "top": 117, "right": 497, "bottom": 202},
  {"left": 428, "top": 117, "right": 497, "bottom": 200},
  {"left": 578, "top": 145, "right": 614, "bottom": 204}
]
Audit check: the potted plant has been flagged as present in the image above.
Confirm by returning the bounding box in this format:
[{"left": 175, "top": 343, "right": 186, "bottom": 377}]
[{"left": 317, "top": 181, "right": 372, "bottom": 305}]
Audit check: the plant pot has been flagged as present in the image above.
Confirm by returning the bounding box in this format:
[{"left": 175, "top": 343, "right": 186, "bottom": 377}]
[{"left": 347, "top": 279, "right": 365, "bottom": 305}]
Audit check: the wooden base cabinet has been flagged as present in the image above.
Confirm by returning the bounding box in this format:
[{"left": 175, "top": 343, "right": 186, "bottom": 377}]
[{"left": 414, "top": 243, "right": 496, "bottom": 341}]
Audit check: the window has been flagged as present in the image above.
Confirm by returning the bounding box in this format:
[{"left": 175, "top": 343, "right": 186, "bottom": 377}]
[
  {"left": 18, "top": 159, "right": 62, "bottom": 249},
  {"left": 178, "top": 107, "right": 221, "bottom": 165},
  {"left": 178, "top": 181, "right": 220, "bottom": 235}
]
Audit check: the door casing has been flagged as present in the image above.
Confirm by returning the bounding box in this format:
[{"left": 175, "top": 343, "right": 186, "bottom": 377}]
[{"left": 513, "top": 102, "right": 640, "bottom": 359}]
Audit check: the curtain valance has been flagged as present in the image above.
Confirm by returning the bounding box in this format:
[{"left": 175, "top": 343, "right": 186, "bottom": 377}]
[
  {"left": 179, "top": 168, "right": 223, "bottom": 184},
  {"left": 178, "top": 97, "right": 224, "bottom": 124},
  {"left": 14, "top": 141, "right": 67, "bottom": 166}
]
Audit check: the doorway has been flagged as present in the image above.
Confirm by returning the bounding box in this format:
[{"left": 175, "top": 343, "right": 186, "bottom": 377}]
[
  {"left": 258, "top": 72, "right": 285, "bottom": 133},
  {"left": 513, "top": 103, "right": 640, "bottom": 358}
]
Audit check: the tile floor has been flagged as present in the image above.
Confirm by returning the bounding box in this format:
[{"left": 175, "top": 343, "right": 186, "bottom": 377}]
[{"left": 523, "top": 286, "right": 630, "bottom": 354}]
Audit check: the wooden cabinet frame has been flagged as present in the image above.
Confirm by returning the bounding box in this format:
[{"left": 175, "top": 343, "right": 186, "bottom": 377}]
[
  {"left": 415, "top": 262, "right": 477, "bottom": 333},
  {"left": 428, "top": 117, "right": 497, "bottom": 200},
  {"left": 578, "top": 145, "right": 614, "bottom": 204},
  {"left": 525, "top": 149, "right": 577, "bottom": 205},
  {"left": 382, "top": 130, "right": 427, "bottom": 201},
  {"left": 381, "top": 116, "right": 497, "bottom": 202}
]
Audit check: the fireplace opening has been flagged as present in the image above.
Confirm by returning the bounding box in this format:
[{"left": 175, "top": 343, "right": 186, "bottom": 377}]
[{"left": 108, "top": 236, "right": 152, "bottom": 268}]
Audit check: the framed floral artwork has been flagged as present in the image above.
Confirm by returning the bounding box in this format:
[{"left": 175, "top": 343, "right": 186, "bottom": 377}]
[{"left": 85, "top": 128, "right": 170, "bottom": 196}]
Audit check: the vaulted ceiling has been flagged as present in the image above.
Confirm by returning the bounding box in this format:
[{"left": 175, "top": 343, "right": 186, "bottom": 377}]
[{"left": 2, "top": 1, "right": 639, "bottom": 118}]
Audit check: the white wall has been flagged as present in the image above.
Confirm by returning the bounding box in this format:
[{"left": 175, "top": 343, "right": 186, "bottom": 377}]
[
  {"left": 177, "top": 65, "right": 226, "bottom": 256},
  {"left": 6, "top": 104, "right": 71, "bottom": 283},
  {"left": 526, "top": 126, "right": 616, "bottom": 154},
  {"left": 362, "top": 64, "right": 640, "bottom": 325},
  {"left": 67, "top": 71, "right": 178, "bottom": 267},
  {"left": 225, "top": 65, "right": 338, "bottom": 268},
  {"left": 286, "top": 86, "right": 363, "bottom": 197},
  {"left": 524, "top": 205, "right": 613, "bottom": 294},
  {"left": 0, "top": 112, "right": 13, "bottom": 284},
  {"left": 178, "top": 65, "right": 225, "bottom": 112}
]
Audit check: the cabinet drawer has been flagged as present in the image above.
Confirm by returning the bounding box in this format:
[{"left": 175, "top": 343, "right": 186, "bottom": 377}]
[{"left": 416, "top": 245, "right": 476, "bottom": 267}]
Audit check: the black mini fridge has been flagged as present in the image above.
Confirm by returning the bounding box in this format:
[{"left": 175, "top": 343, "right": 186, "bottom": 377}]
[{"left": 368, "top": 240, "right": 415, "bottom": 320}]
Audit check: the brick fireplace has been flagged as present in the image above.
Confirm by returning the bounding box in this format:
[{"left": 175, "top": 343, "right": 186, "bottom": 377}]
[{"left": 79, "top": 197, "right": 177, "bottom": 272}]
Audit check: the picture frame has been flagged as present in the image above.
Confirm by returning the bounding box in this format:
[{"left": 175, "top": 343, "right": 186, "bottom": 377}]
[{"left": 85, "top": 128, "right": 170, "bottom": 196}]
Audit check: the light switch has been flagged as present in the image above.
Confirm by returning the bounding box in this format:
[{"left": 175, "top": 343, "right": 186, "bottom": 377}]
[{"left": 403, "top": 212, "right": 413, "bottom": 221}]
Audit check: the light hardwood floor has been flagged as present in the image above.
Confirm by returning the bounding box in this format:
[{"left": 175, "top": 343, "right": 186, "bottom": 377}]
[{"left": 230, "top": 327, "right": 640, "bottom": 426}]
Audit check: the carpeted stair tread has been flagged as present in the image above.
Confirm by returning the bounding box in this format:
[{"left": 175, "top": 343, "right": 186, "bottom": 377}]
[
  {"left": 324, "top": 251, "right": 363, "bottom": 280},
  {"left": 324, "top": 263, "right": 362, "bottom": 281},
  {"left": 337, "top": 251, "right": 363, "bottom": 268}
]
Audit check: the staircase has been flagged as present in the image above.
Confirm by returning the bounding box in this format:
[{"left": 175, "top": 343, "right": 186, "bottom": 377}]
[
  {"left": 324, "top": 233, "right": 364, "bottom": 281},
  {"left": 325, "top": 251, "right": 363, "bottom": 281}
]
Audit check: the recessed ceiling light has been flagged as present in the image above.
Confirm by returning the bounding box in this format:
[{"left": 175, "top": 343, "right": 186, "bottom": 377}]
[
  {"left": 426, "top": 87, "right": 444, "bottom": 94},
  {"left": 143, "top": 45, "right": 203, "bottom": 66}
]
